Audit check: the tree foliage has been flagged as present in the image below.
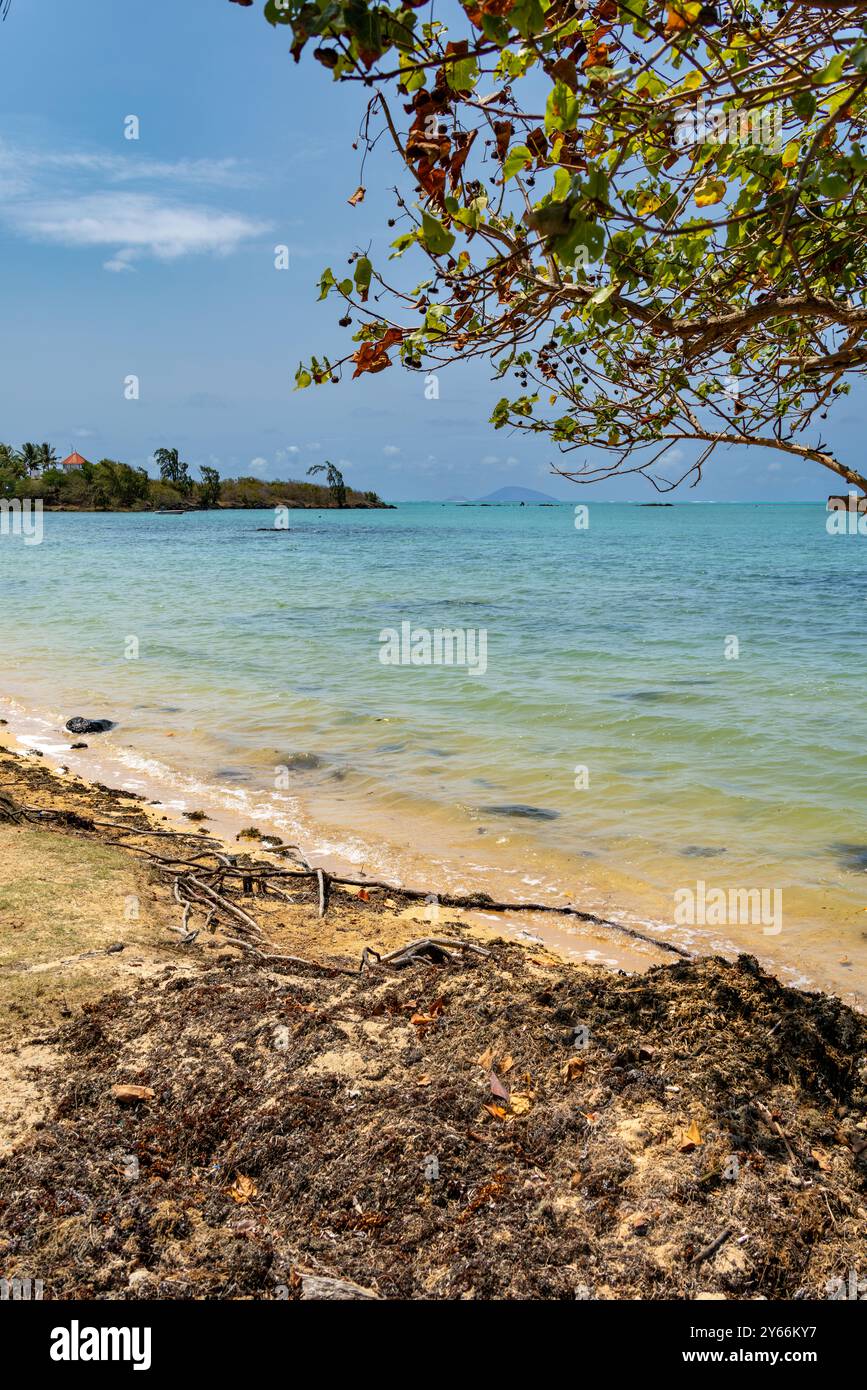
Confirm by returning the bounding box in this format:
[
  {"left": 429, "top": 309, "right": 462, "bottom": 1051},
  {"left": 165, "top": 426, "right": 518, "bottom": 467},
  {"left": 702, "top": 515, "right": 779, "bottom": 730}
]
[
  {"left": 238, "top": 0, "right": 867, "bottom": 493},
  {"left": 308, "top": 460, "right": 348, "bottom": 505},
  {"left": 0, "top": 441, "right": 384, "bottom": 509},
  {"left": 154, "top": 446, "right": 194, "bottom": 496}
]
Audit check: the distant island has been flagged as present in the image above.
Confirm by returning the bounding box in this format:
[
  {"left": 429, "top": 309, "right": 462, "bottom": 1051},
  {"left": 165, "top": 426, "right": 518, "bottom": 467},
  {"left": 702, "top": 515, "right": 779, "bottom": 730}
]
[{"left": 0, "top": 444, "right": 390, "bottom": 511}]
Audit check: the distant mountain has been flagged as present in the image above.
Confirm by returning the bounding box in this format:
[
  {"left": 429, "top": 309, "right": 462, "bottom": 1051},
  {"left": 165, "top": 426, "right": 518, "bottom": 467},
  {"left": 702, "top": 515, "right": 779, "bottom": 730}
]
[{"left": 474, "top": 486, "right": 561, "bottom": 503}]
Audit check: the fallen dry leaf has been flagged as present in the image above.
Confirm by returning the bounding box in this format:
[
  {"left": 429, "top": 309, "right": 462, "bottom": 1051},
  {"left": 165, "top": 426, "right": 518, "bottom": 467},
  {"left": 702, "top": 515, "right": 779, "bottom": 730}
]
[
  {"left": 484, "top": 1103, "right": 508, "bottom": 1119},
  {"left": 228, "top": 1174, "right": 258, "bottom": 1204},
  {"left": 500, "top": 1053, "right": 514, "bottom": 1074},
  {"left": 416, "top": 1073, "right": 432, "bottom": 1086},
  {"left": 561, "top": 1057, "right": 586, "bottom": 1084},
  {"left": 811, "top": 1148, "right": 832, "bottom": 1172},
  {"left": 509, "top": 1092, "right": 533, "bottom": 1115},
  {"left": 477, "top": 1046, "right": 495, "bottom": 1070},
  {"left": 111, "top": 1084, "right": 154, "bottom": 1104},
  {"left": 411, "top": 1013, "right": 438, "bottom": 1034},
  {"left": 680, "top": 1120, "right": 703, "bottom": 1152},
  {"left": 489, "top": 1069, "right": 510, "bottom": 1101}
]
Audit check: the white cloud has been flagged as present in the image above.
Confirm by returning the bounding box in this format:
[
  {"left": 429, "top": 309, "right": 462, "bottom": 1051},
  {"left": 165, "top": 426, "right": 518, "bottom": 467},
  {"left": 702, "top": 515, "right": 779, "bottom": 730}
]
[
  {"left": 248, "top": 457, "right": 269, "bottom": 477},
  {"left": 383, "top": 445, "right": 401, "bottom": 457},
  {"left": 0, "top": 140, "right": 251, "bottom": 189},
  {"left": 0, "top": 138, "right": 266, "bottom": 270},
  {"left": 10, "top": 192, "right": 265, "bottom": 265}
]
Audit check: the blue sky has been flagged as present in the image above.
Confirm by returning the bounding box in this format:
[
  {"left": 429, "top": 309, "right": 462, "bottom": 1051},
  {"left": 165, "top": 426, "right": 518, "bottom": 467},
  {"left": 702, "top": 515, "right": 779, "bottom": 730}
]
[{"left": 0, "top": 0, "right": 860, "bottom": 502}]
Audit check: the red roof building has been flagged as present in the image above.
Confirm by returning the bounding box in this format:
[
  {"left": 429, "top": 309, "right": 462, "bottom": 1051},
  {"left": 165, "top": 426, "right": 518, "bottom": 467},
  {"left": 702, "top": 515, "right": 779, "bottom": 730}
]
[{"left": 60, "top": 452, "right": 90, "bottom": 471}]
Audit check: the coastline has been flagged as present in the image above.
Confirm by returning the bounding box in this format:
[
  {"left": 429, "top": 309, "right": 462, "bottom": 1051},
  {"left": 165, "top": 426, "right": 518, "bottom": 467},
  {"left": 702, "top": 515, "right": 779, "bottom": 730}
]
[
  {"left": 1, "top": 743, "right": 866, "bottom": 1298},
  {"left": 0, "top": 685, "right": 864, "bottom": 1012}
]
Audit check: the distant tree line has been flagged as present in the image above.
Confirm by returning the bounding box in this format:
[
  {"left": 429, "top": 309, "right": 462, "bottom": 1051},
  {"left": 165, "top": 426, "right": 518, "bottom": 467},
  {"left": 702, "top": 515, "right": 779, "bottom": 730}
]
[{"left": 0, "top": 444, "right": 385, "bottom": 510}]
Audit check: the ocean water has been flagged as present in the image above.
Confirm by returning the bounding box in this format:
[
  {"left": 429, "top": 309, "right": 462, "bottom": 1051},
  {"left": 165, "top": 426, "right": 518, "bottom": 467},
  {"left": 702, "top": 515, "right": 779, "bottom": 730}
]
[{"left": 1, "top": 502, "right": 865, "bottom": 1001}]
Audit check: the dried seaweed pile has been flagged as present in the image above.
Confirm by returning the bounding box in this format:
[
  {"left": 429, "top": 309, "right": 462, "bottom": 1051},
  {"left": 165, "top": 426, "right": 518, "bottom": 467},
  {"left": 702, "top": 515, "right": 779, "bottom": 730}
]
[{"left": 1, "top": 945, "right": 865, "bottom": 1300}]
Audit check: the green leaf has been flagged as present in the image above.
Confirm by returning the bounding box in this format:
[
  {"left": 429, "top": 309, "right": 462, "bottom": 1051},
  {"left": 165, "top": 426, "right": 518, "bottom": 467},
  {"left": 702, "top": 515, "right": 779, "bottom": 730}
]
[
  {"left": 586, "top": 282, "right": 619, "bottom": 307},
  {"left": 817, "top": 53, "right": 846, "bottom": 85},
  {"left": 420, "top": 210, "right": 455, "bottom": 256},
  {"left": 819, "top": 172, "right": 849, "bottom": 199},
  {"left": 510, "top": 0, "right": 548, "bottom": 39},
  {"left": 545, "top": 81, "right": 580, "bottom": 136},
  {"left": 354, "top": 256, "right": 372, "bottom": 301},
  {"left": 503, "top": 144, "right": 533, "bottom": 180},
  {"left": 317, "top": 268, "right": 337, "bottom": 301}
]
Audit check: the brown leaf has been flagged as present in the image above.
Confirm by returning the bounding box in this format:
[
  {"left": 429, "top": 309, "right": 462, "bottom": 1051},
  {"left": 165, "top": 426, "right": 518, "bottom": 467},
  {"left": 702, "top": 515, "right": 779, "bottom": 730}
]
[
  {"left": 811, "top": 1148, "right": 832, "bottom": 1172},
  {"left": 484, "top": 1103, "right": 508, "bottom": 1119},
  {"left": 411, "top": 1012, "right": 438, "bottom": 1032},
  {"left": 111, "top": 1084, "right": 154, "bottom": 1104},
  {"left": 500, "top": 1053, "right": 514, "bottom": 1074},
  {"left": 477, "top": 1046, "right": 495, "bottom": 1069},
  {"left": 489, "top": 1069, "right": 510, "bottom": 1101},
  {"left": 548, "top": 56, "right": 578, "bottom": 92},
  {"left": 561, "top": 1057, "right": 585, "bottom": 1084},
  {"left": 347, "top": 186, "right": 366, "bottom": 206},
  {"left": 679, "top": 1120, "right": 703, "bottom": 1152},
  {"left": 228, "top": 1174, "right": 258, "bottom": 1204},
  {"left": 493, "top": 120, "right": 513, "bottom": 161},
  {"left": 526, "top": 127, "right": 548, "bottom": 162},
  {"left": 351, "top": 340, "right": 397, "bottom": 379}
]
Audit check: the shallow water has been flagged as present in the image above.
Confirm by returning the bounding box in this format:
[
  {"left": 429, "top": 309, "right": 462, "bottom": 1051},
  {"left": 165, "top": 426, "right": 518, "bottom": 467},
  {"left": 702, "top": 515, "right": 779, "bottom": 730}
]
[{"left": 1, "top": 502, "right": 865, "bottom": 1002}]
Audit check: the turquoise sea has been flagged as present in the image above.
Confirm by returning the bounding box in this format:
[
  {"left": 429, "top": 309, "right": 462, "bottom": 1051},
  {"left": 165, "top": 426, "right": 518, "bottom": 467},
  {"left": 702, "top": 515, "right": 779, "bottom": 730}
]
[{"left": 1, "top": 501, "right": 865, "bottom": 1001}]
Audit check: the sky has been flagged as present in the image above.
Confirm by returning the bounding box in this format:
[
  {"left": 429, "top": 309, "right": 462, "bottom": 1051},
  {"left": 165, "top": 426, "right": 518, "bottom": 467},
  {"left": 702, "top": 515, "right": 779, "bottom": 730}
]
[{"left": 0, "top": 0, "right": 861, "bottom": 502}]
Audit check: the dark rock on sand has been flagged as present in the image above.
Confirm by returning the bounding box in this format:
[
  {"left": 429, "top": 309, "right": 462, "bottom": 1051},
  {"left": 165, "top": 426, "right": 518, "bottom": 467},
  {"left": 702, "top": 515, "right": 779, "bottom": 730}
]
[
  {"left": 481, "top": 803, "right": 560, "bottom": 821},
  {"left": 69, "top": 742, "right": 88, "bottom": 750},
  {"left": 280, "top": 752, "right": 324, "bottom": 771},
  {"left": 66, "top": 717, "right": 115, "bottom": 735},
  {"left": 681, "top": 845, "right": 728, "bottom": 858},
  {"left": 831, "top": 842, "right": 867, "bottom": 872}
]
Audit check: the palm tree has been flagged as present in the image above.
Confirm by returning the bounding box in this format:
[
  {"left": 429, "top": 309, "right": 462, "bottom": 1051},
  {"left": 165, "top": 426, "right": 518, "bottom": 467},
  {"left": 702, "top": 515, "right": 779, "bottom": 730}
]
[
  {"left": 37, "top": 442, "right": 58, "bottom": 472},
  {"left": 20, "top": 442, "right": 40, "bottom": 476}
]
